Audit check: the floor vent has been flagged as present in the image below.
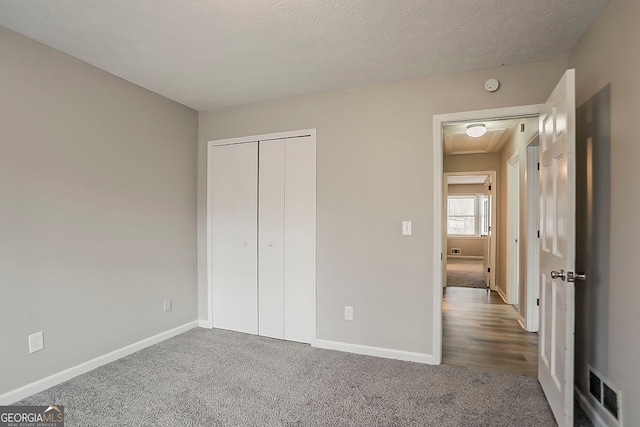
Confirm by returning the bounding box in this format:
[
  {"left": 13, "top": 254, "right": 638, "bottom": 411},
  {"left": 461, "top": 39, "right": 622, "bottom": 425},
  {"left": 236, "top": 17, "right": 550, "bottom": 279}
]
[
  {"left": 588, "top": 366, "right": 621, "bottom": 424},
  {"left": 450, "top": 248, "right": 461, "bottom": 254},
  {"left": 603, "top": 382, "right": 620, "bottom": 420},
  {"left": 589, "top": 370, "right": 602, "bottom": 402}
]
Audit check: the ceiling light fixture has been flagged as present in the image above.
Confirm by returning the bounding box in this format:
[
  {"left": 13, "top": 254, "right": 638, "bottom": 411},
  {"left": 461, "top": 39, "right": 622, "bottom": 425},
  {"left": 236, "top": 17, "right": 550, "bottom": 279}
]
[{"left": 466, "top": 123, "right": 487, "bottom": 138}]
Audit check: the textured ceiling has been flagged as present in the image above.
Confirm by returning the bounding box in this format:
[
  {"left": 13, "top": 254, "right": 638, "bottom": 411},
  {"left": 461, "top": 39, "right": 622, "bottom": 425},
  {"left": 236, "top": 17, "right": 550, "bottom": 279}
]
[{"left": 0, "top": 0, "right": 608, "bottom": 111}]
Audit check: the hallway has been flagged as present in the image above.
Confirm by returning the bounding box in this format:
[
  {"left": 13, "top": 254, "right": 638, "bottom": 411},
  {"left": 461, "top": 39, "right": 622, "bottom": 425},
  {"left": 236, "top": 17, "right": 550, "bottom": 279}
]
[{"left": 442, "top": 287, "right": 538, "bottom": 378}]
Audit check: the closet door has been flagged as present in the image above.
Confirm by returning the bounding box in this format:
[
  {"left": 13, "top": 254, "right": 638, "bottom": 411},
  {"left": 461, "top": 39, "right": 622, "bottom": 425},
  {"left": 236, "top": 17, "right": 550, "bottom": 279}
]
[
  {"left": 283, "top": 136, "right": 316, "bottom": 344},
  {"left": 258, "top": 140, "right": 285, "bottom": 339},
  {"left": 211, "top": 143, "right": 258, "bottom": 334}
]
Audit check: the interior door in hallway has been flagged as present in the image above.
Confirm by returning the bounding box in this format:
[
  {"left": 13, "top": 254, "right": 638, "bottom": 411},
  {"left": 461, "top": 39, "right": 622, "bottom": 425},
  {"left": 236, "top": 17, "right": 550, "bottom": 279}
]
[{"left": 538, "top": 69, "right": 576, "bottom": 427}]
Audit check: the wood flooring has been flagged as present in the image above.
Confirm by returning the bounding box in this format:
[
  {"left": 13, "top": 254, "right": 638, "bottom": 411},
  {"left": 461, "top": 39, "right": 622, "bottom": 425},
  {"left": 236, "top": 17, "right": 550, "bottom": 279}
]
[{"left": 442, "top": 287, "right": 538, "bottom": 378}]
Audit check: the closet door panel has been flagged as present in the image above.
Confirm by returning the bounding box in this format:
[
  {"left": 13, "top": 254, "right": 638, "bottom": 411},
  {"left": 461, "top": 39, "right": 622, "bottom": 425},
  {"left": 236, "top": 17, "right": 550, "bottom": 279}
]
[
  {"left": 232, "top": 143, "right": 259, "bottom": 334},
  {"left": 211, "top": 145, "right": 235, "bottom": 331},
  {"left": 211, "top": 143, "right": 258, "bottom": 335},
  {"left": 258, "top": 140, "right": 285, "bottom": 339},
  {"left": 283, "top": 136, "right": 316, "bottom": 344}
]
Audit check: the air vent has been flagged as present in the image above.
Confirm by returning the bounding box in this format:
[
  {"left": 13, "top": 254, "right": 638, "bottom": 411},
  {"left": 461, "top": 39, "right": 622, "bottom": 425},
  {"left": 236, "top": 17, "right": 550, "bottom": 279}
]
[
  {"left": 603, "top": 382, "right": 620, "bottom": 420},
  {"left": 451, "top": 248, "right": 461, "bottom": 254},
  {"left": 589, "top": 370, "right": 602, "bottom": 403}
]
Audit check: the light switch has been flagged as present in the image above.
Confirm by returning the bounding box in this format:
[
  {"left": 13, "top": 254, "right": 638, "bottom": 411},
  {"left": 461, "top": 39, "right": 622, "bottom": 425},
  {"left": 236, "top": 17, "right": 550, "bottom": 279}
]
[{"left": 402, "top": 220, "right": 412, "bottom": 236}]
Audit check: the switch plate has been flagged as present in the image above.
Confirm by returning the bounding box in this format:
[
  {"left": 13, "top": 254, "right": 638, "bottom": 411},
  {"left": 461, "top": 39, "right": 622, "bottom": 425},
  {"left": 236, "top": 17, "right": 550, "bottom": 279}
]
[
  {"left": 344, "top": 306, "right": 353, "bottom": 321},
  {"left": 29, "top": 331, "right": 44, "bottom": 353},
  {"left": 164, "top": 298, "right": 172, "bottom": 312},
  {"left": 402, "top": 220, "right": 412, "bottom": 236}
]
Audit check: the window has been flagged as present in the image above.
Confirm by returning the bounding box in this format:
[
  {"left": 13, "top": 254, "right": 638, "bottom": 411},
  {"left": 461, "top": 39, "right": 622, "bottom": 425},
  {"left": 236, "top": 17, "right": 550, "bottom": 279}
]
[{"left": 447, "top": 194, "right": 490, "bottom": 236}]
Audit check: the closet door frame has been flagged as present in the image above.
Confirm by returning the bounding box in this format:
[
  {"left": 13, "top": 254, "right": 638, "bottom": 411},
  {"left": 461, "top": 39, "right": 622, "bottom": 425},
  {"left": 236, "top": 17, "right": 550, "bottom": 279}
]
[{"left": 206, "top": 129, "right": 317, "bottom": 346}]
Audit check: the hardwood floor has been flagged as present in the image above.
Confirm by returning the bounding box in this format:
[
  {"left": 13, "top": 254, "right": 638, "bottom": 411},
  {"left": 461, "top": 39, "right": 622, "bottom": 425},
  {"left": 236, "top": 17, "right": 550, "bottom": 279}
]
[{"left": 442, "top": 286, "right": 538, "bottom": 378}]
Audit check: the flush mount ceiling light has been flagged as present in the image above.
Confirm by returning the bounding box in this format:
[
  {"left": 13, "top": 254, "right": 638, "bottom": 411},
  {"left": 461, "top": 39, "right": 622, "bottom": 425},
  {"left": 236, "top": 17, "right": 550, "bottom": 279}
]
[{"left": 466, "top": 123, "right": 487, "bottom": 138}]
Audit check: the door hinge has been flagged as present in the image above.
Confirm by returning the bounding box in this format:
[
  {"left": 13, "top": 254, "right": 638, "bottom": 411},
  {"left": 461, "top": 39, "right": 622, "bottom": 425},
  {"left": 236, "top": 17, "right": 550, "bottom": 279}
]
[
  {"left": 537, "top": 298, "right": 540, "bottom": 306},
  {"left": 537, "top": 162, "right": 540, "bottom": 171},
  {"left": 537, "top": 230, "right": 540, "bottom": 238},
  {"left": 521, "top": 123, "right": 525, "bottom": 132},
  {"left": 441, "top": 253, "right": 443, "bottom": 261},
  {"left": 488, "top": 184, "right": 492, "bottom": 191}
]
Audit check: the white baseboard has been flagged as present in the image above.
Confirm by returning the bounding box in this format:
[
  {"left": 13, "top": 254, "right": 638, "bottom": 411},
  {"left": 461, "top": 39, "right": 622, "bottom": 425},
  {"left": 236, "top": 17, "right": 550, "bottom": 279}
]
[
  {"left": 517, "top": 314, "right": 527, "bottom": 331},
  {"left": 198, "top": 319, "right": 213, "bottom": 328},
  {"left": 448, "top": 255, "right": 483, "bottom": 260},
  {"left": 575, "top": 386, "right": 619, "bottom": 427},
  {"left": 0, "top": 320, "right": 199, "bottom": 405},
  {"left": 315, "top": 339, "right": 435, "bottom": 364},
  {"left": 496, "top": 286, "right": 509, "bottom": 304}
]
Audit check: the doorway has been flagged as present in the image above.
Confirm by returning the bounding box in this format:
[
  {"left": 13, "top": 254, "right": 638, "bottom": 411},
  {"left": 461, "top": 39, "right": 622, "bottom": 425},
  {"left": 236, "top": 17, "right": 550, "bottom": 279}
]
[{"left": 438, "top": 112, "right": 540, "bottom": 377}]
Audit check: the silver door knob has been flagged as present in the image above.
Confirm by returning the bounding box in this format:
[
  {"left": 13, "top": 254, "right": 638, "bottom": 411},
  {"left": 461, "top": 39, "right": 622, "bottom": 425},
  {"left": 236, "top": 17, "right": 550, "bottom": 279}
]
[
  {"left": 567, "top": 271, "right": 586, "bottom": 282},
  {"left": 269, "top": 243, "right": 273, "bottom": 247},
  {"left": 243, "top": 242, "right": 247, "bottom": 246},
  {"left": 550, "top": 270, "right": 566, "bottom": 281}
]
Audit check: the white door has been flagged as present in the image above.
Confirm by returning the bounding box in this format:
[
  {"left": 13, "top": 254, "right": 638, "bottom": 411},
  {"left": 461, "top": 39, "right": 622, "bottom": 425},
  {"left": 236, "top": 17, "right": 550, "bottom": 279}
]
[
  {"left": 258, "top": 139, "right": 286, "bottom": 339},
  {"left": 211, "top": 143, "right": 258, "bottom": 334},
  {"left": 258, "top": 136, "right": 316, "bottom": 344},
  {"left": 538, "top": 69, "right": 576, "bottom": 427}
]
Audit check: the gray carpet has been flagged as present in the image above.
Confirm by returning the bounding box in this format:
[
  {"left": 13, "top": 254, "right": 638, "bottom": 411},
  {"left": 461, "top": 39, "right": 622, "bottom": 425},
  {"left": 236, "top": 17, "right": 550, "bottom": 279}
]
[
  {"left": 447, "top": 258, "right": 487, "bottom": 288},
  {"left": 15, "top": 328, "right": 562, "bottom": 426}
]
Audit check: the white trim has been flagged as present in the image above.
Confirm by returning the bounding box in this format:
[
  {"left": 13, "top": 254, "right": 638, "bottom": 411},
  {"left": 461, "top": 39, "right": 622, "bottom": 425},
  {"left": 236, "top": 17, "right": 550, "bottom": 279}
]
[
  {"left": 575, "top": 386, "right": 618, "bottom": 427},
  {"left": 198, "top": 319, "right": 213, "bottom": 328},
  {"left": 205, "top": 129, "right": 317, "bottom": 344},
  {"left": 0, "top": 321, "right": 198, "bottom": 405},
  {"left": 315, "top": 339, "right": 435, "bottom": 364},
  {"left": 525, "top": 142, "right": 541, "bottom": 332},
  {"left": 448, "top": 255, "right": 483, "bottom": 260},
  {"left": 506, "top": 150, "right": 521, "bottom": 306},
  {"left": 433, "top": 104, "right": 544, "bottom": 368},
  {"left": 208, "top": 129, "right": 315, "bottom": 147},
  {"left": 517, "top": 313, "right": 527, "bottom": 330},
  {"left": 496, "top": 281, "right": 509, "bottom": 304}
]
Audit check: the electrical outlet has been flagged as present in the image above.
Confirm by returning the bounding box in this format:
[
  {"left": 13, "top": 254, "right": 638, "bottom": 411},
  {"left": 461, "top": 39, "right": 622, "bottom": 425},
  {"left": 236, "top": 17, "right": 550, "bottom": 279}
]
[
  {"left": 344, "top": 306, "right": 353, "bottom": 321},
  {"left": 29, "top": 331, "right": 44, "bottom": 353},
  {"left": 163, "top": 298, "right": 172, "bottom": 312}
]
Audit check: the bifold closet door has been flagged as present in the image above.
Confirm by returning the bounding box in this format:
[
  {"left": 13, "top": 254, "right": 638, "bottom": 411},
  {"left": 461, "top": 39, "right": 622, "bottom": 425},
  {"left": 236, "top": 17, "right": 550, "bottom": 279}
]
[
  {"left": 258, "top": 140, "right": 286, "bottom": 339},
  {"left": 258, "top": 136, "right": 315, "bottom": 344},
  {"left": 210, "top": 143, "right": 258, "bottom": 335}
]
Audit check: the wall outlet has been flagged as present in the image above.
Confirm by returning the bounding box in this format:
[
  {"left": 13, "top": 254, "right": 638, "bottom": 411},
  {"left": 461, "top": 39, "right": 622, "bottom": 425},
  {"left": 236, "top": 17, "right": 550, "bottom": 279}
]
[
  {"left": 163, "top": 298, "right": 172, "bottom": 312},
  {"left": 28, "top": 331, "right": 44, "bottom": 353},
  {"left": 344, "top": 306, "right": 353, "bottom": 321}
]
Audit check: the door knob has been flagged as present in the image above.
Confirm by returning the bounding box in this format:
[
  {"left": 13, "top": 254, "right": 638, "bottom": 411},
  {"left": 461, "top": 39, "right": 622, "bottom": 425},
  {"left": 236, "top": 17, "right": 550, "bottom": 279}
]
[
  {"left": 269, "top": 243, "right": 273, "bottom": 247},
  {"left": 550, "top": 270, "right": 566, "bottom": 281},
  {"left": 567, "top": 271, "right": 586, "bottom": 282},
  {"left": 243, "top": 242, "right": 247, "bottom": 246}
]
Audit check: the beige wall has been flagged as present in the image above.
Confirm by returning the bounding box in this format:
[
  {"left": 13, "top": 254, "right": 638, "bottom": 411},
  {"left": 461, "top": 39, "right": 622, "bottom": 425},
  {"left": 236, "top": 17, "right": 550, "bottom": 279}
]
[
  {"left": 447, "top": 238, "right": 485, "bottom": 257},
  {"left": 569, "top": 0, "right": 640, "bottom": 423},
  {"left": 497, "top": 117, "right": 538, "bottom": 314},
  {"left": 444, "top": 153, "right": 500, "bottom": 173},
  {"left": 198, "top": 59, "right": 567, "bottom": 355},
  {"left": 0, "top": 27, "right": 198, "bottom": 395}
]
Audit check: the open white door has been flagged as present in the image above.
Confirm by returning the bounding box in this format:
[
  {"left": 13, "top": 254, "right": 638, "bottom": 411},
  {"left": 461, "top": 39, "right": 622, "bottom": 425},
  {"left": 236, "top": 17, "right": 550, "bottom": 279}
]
[{"left": 538, "top": 69, "right": 576, "bottom": 427}]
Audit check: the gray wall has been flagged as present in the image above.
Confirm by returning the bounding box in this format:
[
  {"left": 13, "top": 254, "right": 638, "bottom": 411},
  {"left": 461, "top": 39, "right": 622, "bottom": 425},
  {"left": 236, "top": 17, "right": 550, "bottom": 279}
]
[
  {"left": 0, "top": 27, "right": 198, "bottom": 395},
  {"left": 198, "top": 59, "right": 567, "bottom": 355},
  {"left": 570, "top": 0, "right": 640, "bottom": 421}
]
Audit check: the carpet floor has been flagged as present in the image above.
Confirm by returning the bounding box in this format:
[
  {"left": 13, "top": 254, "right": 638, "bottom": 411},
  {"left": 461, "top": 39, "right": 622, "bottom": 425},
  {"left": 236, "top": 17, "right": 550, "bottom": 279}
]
[
  {"left": 447, "top": 258, "right": 487, "bottom": 288},
  {"left": 16, "top": 328, "right": 562, "bottom": 426}
]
